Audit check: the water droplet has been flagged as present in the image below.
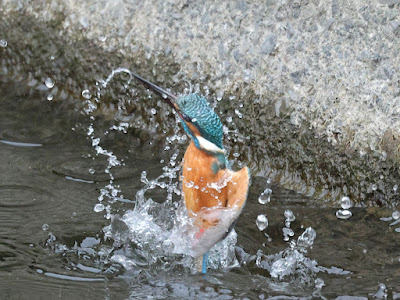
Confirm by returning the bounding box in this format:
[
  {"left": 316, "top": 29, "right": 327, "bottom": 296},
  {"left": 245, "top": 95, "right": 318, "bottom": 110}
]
[
  {"left": 226, "top": 116, "right": 233, "bottom": 123},
  {"left": 82, "top": 89, "right": 92, "bottom": 99},
  {"left": 340, "top": 196, "right": 352, "bottom": 210},
  {"left": 373, "top": 283, "right": 387, "bottom": 299},
  {"left": 45, "top": 77, "right": 55, "bottom": 89},
  {"left": 314, "top": 278, "right": 325, "bottom": 289},
  {"left": 297, "top": 227, "right": 316, "bottom": 248},
  {"left": 151, "top": 108, "right": 157, "bottom": 115},
  {"left": 140, "top": 171, "right": 148, "bottom": 184},
  {"left": 42, "top": 224, "right": 49, "bottom": 231},
  {"left": 99, "top": 35, "right": 107, "bottom": 42},
  {"left": 392, "top": 210, "right": 400, "bottom": 220},
  {"left": 185, "top": 181, "right": 194, "bottom": 188},
  {"left": 393, "top": 184, "right": 398, "bottom": 192},
  {"left": 216, "top": 90, "right": 224, "bottom": 101},
  {"left": 88, "top": 168, "right": 95, "bottom": 174},
  {"left": 47, "top": 94, "right": 53, "bottom": 101},
  {"left": 284, "top": 210, "right": 295, "bottom": 222},
  {"left": 256, "top": 214, "right": 268, "bottom": 231},
  {"left": 94, "top": 203, "right": 105, "bottom": 212},
  {"left": 258, "top": 188, "right": 272, "bottom": 204},
  {"left": 234, "top": 109, "right": 243, "bottom": 119},
  {"left": 282, "top": 227, "right": 294, "bottom": 241},
  {"left": 371, "top": 183, "right": 378, "bottom": 191},
  {"left": 72, "top": 212, "right": 77, "bottom": 217},
  {"left": 336, "top": 209, "right": 352, "bottom": 219},
  {"left": 0, "top": 40, "right": 7, "bottom": 48}
]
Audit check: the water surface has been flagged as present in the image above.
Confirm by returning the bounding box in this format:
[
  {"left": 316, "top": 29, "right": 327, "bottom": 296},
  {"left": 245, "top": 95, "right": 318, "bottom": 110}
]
[{"left": 0, "top": 79, "right": 399, "bottom": 299}]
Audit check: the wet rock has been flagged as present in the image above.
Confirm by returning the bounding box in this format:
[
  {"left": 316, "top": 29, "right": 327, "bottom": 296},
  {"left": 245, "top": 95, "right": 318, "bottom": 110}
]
[
  {"left": 261, "top": 34, "right": 277, "bottom": 55},
  {"left": 2, "top": 0, "right": 400, "bottom": 205}
]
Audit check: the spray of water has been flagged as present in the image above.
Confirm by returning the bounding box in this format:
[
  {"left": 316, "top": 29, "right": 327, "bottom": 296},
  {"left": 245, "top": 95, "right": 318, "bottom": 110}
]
[{"left": 82, "top": 68, "right": 241, "bottom": 273}]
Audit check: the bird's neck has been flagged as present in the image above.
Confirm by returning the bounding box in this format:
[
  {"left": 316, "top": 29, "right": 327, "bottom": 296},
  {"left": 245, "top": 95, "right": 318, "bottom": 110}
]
[
  {"left": 185, "top": 141, "right": 226, "bottom": 173},
  {"left": 192, "top": 135, "right": 225, "bottom": 155}
]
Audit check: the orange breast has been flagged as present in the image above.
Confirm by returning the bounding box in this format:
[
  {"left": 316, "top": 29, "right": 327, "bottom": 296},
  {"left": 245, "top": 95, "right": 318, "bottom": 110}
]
[
  {"left": 182, "top": 142, "right": 250, "bottom": 229},
  {"left": 182, "top": 142, "right": 227, "bottom": 213}
]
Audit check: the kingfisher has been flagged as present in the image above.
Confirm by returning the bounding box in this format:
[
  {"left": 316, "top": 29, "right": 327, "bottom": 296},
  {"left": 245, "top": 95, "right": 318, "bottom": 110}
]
[{"left": 131, "top": 74, "right": 251, "bottom": 273}]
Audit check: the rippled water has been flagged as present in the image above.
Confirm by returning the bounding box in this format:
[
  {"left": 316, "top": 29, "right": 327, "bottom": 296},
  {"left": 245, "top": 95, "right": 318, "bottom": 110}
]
[{"left": 1, "top": 78, "right": 400, "bottom": 299}]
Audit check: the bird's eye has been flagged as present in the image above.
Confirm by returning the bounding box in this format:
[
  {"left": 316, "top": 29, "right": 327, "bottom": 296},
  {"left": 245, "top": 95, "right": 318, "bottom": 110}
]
[{"left": 181, "top": 113, "right": 192, "bottom": 122}]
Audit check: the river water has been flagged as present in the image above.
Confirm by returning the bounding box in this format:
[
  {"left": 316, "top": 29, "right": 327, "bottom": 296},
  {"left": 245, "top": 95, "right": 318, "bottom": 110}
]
[{"left": 0, "top": 75, "right": 399, "bottom": 300}]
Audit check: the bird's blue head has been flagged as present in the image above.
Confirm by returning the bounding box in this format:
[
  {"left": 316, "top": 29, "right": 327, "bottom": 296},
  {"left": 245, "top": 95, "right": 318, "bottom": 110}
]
[
  {"left": 176, "top": 94, "right": 224, "bottom": 153},
  {"left": 128, "top": 73, "right": 224, "bottom": 153}
]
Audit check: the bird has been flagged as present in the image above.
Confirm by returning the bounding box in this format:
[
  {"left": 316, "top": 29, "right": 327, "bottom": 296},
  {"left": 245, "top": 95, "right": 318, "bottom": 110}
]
[{"left": 131, "top": 73, "right": 251, "bottom": 273}]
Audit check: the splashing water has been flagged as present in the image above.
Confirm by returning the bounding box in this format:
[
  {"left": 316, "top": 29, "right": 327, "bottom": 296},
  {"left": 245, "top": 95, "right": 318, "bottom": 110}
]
[
  {"left": 82, "top": 68, "right": 243, "bottom": 273},
  {"left": 256, "top": 214, "right": 268, "bottom": 231},
  {"left": 258, "top": 188, "right": 272, "bottom": 204},
  {"left": 336, "top": 209, "right": 352, "bottom": 220},
  {"left": 255, "top": 225, "right": 320, "bottom": 283},
  {"left": 340, "top": 196, "right": 352, "bottom": 210}
]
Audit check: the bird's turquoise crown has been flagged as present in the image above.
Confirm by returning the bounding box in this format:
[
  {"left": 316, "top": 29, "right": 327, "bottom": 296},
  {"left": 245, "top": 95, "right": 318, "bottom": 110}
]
[{"left": 177, "top": 93, "right": 223, "bottom": 150}]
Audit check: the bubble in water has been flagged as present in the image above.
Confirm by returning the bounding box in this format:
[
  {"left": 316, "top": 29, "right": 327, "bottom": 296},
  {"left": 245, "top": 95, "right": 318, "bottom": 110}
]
[
  {"left": 284, "top": 210, "right": 296, "bottom": 222},
  {"left": 151, "top": 108, "right": 157, "bottom": 115},
  {"left": 47, "top": 94, "right": 53, "bottom": 101},
  {"left": 82, "top": 89, "right": 92, "bottom": 99},
  {"left": 42, "top": 224, "right": 49, "bottom": 231},
  {"left": 88, "top": 168, "right": 95, "bottom": 174},
  {"left": 0, "top": 40, "right": 7, "bottom": 47},
  {"left": 45, "top": 77, "right": 55, "bottom": 89},
  {"left": 392, "top": 210, "right": 400, "bottom": 220},
  {"left": 371, "top": 183, "right": 378, "bottom": 191},
  {"left": 94, "top": 203, "right": 105, "bottom": 212},
  {"left": 340, "top": 196, "right": 352, "bottom": 209},
  {"left": 297, "top": 227, "right": 316, "bottom": 248},
  {"left": 336, "top": 209, "right": 352, "bottom": 219},
  {"left": 256, "top": 214, "right": 268, "bottom": 231},
  {"left": 394, "top": 184, "right": 398, "bottom": 192},
  {"left": 258, "top": 188, "right": 272, "bottom": 204}
]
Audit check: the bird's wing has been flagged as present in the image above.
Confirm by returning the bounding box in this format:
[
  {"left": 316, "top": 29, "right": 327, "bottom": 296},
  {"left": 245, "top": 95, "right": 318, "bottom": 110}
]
[{"left": 226, "top": 166, "right": 251, "bottom": 211}]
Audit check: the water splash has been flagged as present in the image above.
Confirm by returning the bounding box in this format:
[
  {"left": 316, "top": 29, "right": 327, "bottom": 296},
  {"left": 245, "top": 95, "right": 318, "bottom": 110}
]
[
  {"left": 336, "top": 209, "right": 352, "bottom": 220},
  {"left": 256, "top": 214, "right": 268, "bottom": 231},
  {"left": 258, "top": 188, "right": 272, "bottom": 204},
  {"left": 336, "top": 196, "right": 353, "bottom": 220},
  {"left": 45, "top": 77, "right": 55, "bottom": 89},
  {"left": 83, "top": 68, "right": 244, "bottom": 273},
  {"left": 373, "top": 283, "right": 387, "bottom": 299},
  {"left": 0, "top": 39, "right": 7, "bottom": 47},
  {"left": 255, "top": 225, "right": 319, "bottom": 283},
  {"left": 340, "top": 196, "right": 352, "bottom": 210}
]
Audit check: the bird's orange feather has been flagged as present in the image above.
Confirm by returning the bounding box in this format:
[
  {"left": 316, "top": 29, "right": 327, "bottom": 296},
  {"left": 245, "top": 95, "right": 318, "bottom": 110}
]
[{"left": 182, "top": 141, "right": 250, "bottom": 229}]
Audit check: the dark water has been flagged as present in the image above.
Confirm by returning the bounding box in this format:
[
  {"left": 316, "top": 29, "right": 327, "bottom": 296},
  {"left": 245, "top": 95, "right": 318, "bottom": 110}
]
[{"left": 0, "top": 79, "right": 399, "bottom": 300}]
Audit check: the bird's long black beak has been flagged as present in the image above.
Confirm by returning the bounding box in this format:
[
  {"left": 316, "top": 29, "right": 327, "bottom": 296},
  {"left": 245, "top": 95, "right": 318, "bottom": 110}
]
[{"left": 131, "top": 73, "right": 192, "bottom": 122}]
